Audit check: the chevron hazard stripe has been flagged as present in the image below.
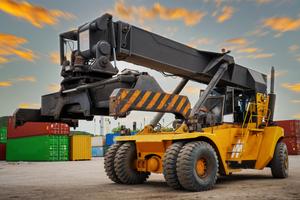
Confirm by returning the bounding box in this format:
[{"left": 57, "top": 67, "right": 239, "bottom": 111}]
[{"left": 109, "top": 88, "right": 191, "bottom": 118}]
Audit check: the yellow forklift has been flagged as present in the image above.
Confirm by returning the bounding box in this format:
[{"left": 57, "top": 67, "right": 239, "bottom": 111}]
[{"left": 14, "top": 14, "right": 288, "bottom": 191}]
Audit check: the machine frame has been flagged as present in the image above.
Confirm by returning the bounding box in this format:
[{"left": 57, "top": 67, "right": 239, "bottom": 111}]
[{"left": 13, "top": 13, "right": 288, "bottom": 192}]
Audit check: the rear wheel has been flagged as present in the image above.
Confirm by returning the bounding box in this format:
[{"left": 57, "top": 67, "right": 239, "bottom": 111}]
[
  {"left": 114, "top": 142, "right": 150, "bottom": 184},
  {"left": 271, "top": 142, "right": 289, "bottom": 178},
  {"left": 163, "top": 142, "right": 184, "bottom": 189},
  {"left": 104, "top": 143, "right": 122, "bottom": 183},
  {"left": 177, "top": 141, "right": 218, "bottom": 191}
]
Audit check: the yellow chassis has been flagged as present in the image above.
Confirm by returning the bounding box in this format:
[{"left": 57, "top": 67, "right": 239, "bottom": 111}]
[{"left": 115, "top": 123, "right": 284, "bottom": 175}]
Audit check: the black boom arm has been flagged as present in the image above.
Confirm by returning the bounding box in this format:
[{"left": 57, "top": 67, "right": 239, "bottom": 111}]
[{"left": 14, "top": 13, "right": 267, "bottom": 127}]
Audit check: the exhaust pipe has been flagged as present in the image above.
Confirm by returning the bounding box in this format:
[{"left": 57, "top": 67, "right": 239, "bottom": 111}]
[{"left": 268, "top": 66, "right": 276, "bottom": 122}]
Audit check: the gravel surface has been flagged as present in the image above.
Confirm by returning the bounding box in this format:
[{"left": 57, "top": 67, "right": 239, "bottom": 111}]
[{"left": 0, "top": 156, "right": 299, "bottom": 200}]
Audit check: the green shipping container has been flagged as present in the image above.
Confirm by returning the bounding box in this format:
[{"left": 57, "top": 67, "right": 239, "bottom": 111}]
[
  {"left": 6, "top": 135, "right": 69, "bottom": 161},
  {"left": 0, "top": 127, "right": 7, "bottom": 143}
]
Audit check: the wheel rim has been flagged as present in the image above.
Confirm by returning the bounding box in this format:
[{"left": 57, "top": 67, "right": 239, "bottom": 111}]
[{"left": 196, "top": 158, "right": 207, "bottom": 177}]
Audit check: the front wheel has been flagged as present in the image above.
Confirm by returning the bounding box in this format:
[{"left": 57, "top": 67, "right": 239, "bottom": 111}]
[
  {"left": 271, "top": 142, "right": 289, "bottom": 178},
  {"left": 114, "top": 142, "right": 150, "bottom": 184},
  {"left": 176, "top": 141, "right": 219, "bottom": 191},
  {"left": 104, "top": 143, "right": 122, "bottom": 183}
]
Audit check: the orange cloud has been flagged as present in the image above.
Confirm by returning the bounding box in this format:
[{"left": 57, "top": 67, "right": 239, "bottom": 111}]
[
  {"left": 19, "top": 103, "right": 40, "bottom": 109},
  {"left": 237, "top": 47, "right": 260, "bottom": 53},
  {"left": 0, "top": 81, "right": 12, "bottom": 87},
  {"left": 282, "top": 83, "right": 300, "bottom": 92},
  {"left": 274, "top": 70, "right": 287, "bottom": 78},
  {"left": 289, "top": 45, "right": 300, "bottom": 52},
  {"left": 256, "top": 0, "right": 272, "bottom": 4},
  {"left": 267, "top": 70, "right": 287, "bottom": 79},
  {"left": 222, "top": 37, "right": 249, "bottom": 52},
  {"left": 0, "top": 0, "right": 74, "bottom": 28},
  {"left": 0, "top": 75, "right": 36, "bottom": 89},
  {"left": 0, "top": 33, "right": 37, "bottom": 64},
  {"left": 293, "top": 114, "right": 300, "bottom": 119},
  {"left": 48, "top": 83, "right": 60, "bottom": 93},
  {"left": 14, "top": 76, "right": 36, "bottom": 82},
  {"left": 188, "top": 37, "right": 214, "bottom": 48},
  {"left": 113, "top": 1, "right": 206, "bottom": 26},
  {"left": 0, "top": 56, "right": 9, "bottom": 64},
  {"left": 225, "top": 37, "right": 248, "bottom": 46},
  {"left": 263, "top": 16, "right": 300, "bottom": 33},
  {"left": 12, "top": 49, "right": 35, "bottom": 61},
  {"left": 216, "top": 6, "right": 235, "bottom": 23},
  {"left": 223, "top": 37, "right": 272, "bottom": 58},
  {"left": 247, "top": 53, "right": 274, "bottom": 59},
  {"left": 247, "top": 28, "right": 269, "bottom": 37},
  {"left": 49, "top": 51, "right": 60, "bottom": 64}
]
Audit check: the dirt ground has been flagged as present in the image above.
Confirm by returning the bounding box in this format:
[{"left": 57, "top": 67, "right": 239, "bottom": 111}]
[{"left": 0, "top": 156, "right": 299, "bottom": 200}]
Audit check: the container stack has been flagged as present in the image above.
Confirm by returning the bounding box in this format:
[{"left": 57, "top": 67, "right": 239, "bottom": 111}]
[
  {"left": 276, "top": 120, "right": 300, "bottom": 155},
  {"left": 103, "top": 133, "right": 121, "bottom": 155},
  {"left": 104, "top": 130, "right": 138, "bottom": 147},
  {"left": 0, "top": 116, "right": 9, "bottom": 160},
  {"left": 105, "top": 133, "right": 120, "bottom": 147},
  {"left": 91, "top": 136, "right": 105, "bottom": 157},
  {"left": 6, "top": 117, "right": 70, "bottom": 161},
  {"left": 69, "top": 134, "right": 91, "bottom": 161}
]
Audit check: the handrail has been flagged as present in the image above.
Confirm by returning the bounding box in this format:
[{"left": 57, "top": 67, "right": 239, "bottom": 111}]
[{"left": 238, "top": 101, "right": 269, "bottom": 159}]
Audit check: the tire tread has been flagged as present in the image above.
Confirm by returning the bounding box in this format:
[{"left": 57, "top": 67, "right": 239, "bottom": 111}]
[
  {"left": 163, "top": 142, "right": 184, "bottom": 189},
  {"left": 115, "top": 142, "right": 150, "bottom": 184},
  {"left": 104, "top": 143, "right": 122, "bottom": 183}
]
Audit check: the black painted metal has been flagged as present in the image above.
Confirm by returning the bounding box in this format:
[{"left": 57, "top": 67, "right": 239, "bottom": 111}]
[
  {"left": 150, "top": 78, "right": 188, "bottom": 126},
  {"left": 14, "top": 13, "right": 269, "bottom": 126},
  {"left": 115, "top": 23, "right": 266, "bottom": 92},
  {"left": 268, "top": 67, "right": 276, "bottom": 122},
  {"left": 190, "top": 63, "right": 228, "bottom": 117}
]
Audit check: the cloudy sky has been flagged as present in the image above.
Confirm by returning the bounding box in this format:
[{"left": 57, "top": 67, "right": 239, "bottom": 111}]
[{"left": 0, "top": 0, "right": 300, "bottom": 133}]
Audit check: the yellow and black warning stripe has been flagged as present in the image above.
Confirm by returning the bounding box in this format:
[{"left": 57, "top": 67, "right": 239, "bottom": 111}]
[{"left": 109, "top": 88, "right": 191, "bottom": 118}]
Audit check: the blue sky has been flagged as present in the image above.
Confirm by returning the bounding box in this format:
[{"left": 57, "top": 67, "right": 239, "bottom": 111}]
[{"left": 0, "top": 0, "right": 300, "bottom": 133}]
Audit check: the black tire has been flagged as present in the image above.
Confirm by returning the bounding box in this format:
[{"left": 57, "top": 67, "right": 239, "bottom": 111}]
[
  {"left": 115, "top": 142, "right": 150, "bottom": 184},
  {"left": 271, "top": 142, "right": 289, "bottom": 178},
  {"left": 163, "top": 142, "right": 184, "bottom": 189},
  {"left": 177, "top": 141, "right": 218, "bottom": 191},
  {"left": 104, "top": 143, "right": 122, "bottom": 183}
]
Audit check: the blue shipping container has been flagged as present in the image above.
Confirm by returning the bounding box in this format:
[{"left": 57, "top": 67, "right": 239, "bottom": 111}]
[
  {"left": 131, "top": 131, "right": 138, "bottom": 135},
  {"left": 92, "top": 146, "right": 104, "bottom": 157},
  {"left": 105, "top": 133, "right": 120, "bottom": 146}
]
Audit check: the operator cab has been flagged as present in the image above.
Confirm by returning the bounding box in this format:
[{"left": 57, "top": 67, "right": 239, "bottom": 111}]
[{"left": 185, "top": 86, "right": 257, "bottom": 132}]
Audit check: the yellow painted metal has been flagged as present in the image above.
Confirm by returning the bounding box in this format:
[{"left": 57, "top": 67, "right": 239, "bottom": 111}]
[
  {"left": 255, "top": 126, "right": 283, "bottom": 169},
  {"left": 115, "top": 92, "right": 283, "bottom": 175},
  {"left": 116, "top": 123, "right": 283, "bottom": 174},
  {"left": 70, "top": 135, "right": 92, "bottom": 161},
  {"left": 256, "top": 93, "right": 270, "bottom": 126},
  {"left": 147, "top": 156, "right": 161, "bottom": 172},
  {"left": 134, "top": 141, "right": 170, "bottom": 173}
]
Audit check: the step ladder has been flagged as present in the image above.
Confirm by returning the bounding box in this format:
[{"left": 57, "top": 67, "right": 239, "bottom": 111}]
[{"left": 226, "top": 103, "right": 257, "bottom": 162}]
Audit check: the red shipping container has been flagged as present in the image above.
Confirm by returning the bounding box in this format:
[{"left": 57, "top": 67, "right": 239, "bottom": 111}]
[
  {"left": 282, "top": 136, "right": 300, "bottom": 155},
  {"left": 276, "top": 120, "right": 300, "bottom": 137},
  {"left": 0, "top": 143, "right": 6, "bottom": 160},
  {"left": 7, "top": 117, "right": 70, "bottom": 138}
]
